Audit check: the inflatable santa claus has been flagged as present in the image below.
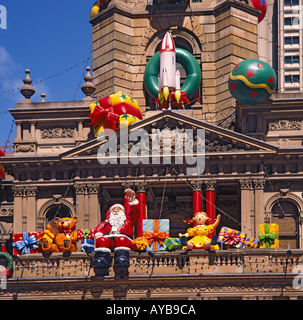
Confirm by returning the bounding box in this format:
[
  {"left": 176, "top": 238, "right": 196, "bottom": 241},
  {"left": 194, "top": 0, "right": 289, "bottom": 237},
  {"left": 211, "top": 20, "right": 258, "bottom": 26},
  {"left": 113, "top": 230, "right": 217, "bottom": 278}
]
[{"left": 93, "top": 188, "right": 139, "bottom": 276}]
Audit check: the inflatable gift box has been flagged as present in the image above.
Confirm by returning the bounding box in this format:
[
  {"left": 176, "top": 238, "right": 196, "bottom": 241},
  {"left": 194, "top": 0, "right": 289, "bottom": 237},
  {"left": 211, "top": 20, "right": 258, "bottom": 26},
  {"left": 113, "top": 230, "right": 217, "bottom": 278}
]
[
  {"left": 81, "top": 239, "right": 94, "bottom": 252},
  {"left": 163, "top": 237, "right": 182, "bottom": 251},
  {"left": 132, "top": 236, "right": 150, "bottom": 251},
  {"left": 244, "top": 237, "right": 259, "bottom": 249},
  {"left": 77, "top": 229, "right": 95, "bottom": 252},
  {"left": 12, "top": 232, "right": 44, "bottom": 256},
  {"left": 259, "top": 224, "right": 279, "bottom": 248},
  {"left": 218, "top": 227, "right": 246, "bottom": 249},
  {"left": 142, "top": 219, "right": 170, "bottom": 252}
]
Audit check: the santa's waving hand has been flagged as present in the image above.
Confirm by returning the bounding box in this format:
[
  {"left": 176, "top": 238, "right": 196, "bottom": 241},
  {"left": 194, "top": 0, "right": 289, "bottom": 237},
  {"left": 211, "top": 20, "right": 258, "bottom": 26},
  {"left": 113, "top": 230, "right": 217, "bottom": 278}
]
[{"left": 93, "top": 188, "right": 139, "bottom": 276}]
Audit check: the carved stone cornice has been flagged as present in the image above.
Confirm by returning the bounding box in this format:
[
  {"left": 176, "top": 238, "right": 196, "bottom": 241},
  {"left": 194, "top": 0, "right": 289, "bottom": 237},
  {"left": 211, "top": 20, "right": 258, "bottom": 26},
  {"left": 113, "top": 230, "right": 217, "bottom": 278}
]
[
  {"left": 12, "top": 186, "right": 24, "bottom": 197},
  {"left": 74, "top": 183, "right": 87, "bottom": 194},
  {"left": 239, "top": 179, "right": 252, "bottom": 190},
  {"left": 205, "top": 180, "right": 217, "bottom": 192},
  {"left": 135, "top": 182, "right": 149, "bottom": 193},
  {"left": 253, "top": 178, "right": 265, "bottom": 190},
  {"left": 25, "top": 186, "right": 38, "bottom": 197},
  {"left": 87, "top": 183, "right": 100, "bottom": 194}
]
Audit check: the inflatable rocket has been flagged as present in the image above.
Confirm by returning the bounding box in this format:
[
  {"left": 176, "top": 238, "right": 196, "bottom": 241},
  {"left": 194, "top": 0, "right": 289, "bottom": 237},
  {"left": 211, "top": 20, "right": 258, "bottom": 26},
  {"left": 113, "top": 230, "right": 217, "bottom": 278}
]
[{"left": 156, "top": 31, "right": 190, "bottom": 109}]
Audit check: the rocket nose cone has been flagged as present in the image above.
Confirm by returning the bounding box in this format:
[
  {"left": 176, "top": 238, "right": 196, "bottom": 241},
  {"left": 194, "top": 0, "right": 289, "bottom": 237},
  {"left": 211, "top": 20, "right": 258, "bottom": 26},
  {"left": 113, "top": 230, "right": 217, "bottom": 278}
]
[{"left": 160, "top": 31, "right": 176, "bottom": 53}]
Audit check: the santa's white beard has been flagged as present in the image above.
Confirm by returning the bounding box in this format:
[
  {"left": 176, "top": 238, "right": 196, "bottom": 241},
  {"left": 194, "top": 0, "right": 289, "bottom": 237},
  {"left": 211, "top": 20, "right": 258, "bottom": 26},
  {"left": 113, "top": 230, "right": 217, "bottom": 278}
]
[{"left": 108, "top": 210, "right": 126, "bottom": 231}]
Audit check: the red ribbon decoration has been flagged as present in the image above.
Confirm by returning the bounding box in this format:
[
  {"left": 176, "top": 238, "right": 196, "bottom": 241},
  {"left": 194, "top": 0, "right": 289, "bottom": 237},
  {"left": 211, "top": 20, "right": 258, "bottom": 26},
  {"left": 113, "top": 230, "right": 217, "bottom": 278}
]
[
  {"left": 89, "top": 105, "right": 120, "bottom": 130},
  {"left": 222, "top": 230, "right": 242, "bottom": 246}
]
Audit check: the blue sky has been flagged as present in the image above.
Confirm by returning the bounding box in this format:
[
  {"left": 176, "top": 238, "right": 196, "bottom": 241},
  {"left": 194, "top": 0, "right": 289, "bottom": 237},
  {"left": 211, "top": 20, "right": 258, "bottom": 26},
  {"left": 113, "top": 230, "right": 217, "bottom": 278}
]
[{"left": 0, "top": 0, "right": 93, "bottom": 151}]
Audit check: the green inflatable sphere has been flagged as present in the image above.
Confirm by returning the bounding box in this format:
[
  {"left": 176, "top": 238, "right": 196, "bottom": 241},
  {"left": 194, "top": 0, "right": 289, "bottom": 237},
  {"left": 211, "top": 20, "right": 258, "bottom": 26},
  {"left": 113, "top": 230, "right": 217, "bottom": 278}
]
[{"left": 228, "top": 59, "right": 277, "bottom": 105}]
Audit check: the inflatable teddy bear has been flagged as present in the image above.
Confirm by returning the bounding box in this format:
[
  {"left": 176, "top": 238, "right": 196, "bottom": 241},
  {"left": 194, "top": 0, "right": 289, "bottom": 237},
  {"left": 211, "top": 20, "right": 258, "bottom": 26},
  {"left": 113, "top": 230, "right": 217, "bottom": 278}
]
[{"left": 40, "top": 216, "right": 79, "bottom": 252}]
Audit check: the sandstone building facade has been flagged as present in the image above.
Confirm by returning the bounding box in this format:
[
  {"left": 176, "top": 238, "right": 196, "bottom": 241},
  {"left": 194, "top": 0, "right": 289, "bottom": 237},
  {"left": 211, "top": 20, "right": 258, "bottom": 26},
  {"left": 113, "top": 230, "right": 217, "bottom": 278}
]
[{"left": 1, "top": 0, "right": 303, "bottom": 300}]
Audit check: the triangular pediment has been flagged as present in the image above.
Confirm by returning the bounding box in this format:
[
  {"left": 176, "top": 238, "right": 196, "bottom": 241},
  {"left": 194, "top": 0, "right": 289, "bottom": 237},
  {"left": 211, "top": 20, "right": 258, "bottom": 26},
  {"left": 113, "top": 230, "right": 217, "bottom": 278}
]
[{"left": 60, "top": 110, "right": 279, "bottom": 160}]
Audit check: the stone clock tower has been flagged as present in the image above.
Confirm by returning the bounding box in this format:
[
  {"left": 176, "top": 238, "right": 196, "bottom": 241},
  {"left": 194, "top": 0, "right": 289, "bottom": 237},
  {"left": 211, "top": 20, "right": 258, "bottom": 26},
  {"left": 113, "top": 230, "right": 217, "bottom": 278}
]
[{"left": 89, "top": 0, "right": 260, "bottom": 124}]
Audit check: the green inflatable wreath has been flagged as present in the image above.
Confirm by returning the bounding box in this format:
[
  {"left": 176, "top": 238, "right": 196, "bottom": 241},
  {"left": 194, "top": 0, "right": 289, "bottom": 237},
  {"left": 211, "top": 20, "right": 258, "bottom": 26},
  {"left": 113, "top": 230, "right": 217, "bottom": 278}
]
[
  {"left": 144, "top": 48, "right": 201, "bottom": 101},
  {"left": 0, "top": 252, "right": 13, "bottom": 276}
]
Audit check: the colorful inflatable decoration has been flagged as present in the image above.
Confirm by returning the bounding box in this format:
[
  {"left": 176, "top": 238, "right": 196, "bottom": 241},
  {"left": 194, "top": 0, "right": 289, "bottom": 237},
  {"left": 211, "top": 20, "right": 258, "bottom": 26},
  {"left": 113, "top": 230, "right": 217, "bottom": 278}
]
[
  {"left": 250, "top": 0, "right": 267, "bottom": 23},
  {"left": 90, "top": 0, "right": 111, "bottom": 18},
  {"left": 88, "top": 91, "right": 142, "bottom": 137},
  {"left": 228, "top": 59, "right": 277, "bottom": 105},
  {"left": 144, "top": 32, "right": 201, "bottom": 109},
  {"left": 179, "top": 212, "right": 220, "bottom": 250},
  {"left": 40, "top": 216, "right": 79, "bottom": 252},
  {"left": 0, "top": 149, "right": 5, "bottom": 180},
  {"left": 0, "top": 252, "right": 14, "bottom": 278}
]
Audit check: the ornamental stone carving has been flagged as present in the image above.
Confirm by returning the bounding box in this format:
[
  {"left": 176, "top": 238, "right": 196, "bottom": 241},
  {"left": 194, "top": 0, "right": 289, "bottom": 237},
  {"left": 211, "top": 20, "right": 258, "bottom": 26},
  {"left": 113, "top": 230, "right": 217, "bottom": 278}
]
[
  {"left": 12, "top": 186, "right": 24, "bottom": 197},
  {"left": 25, "top": 186, "right": 38, "bottom": 197},
  {"left": 190, "top": 180, "right": 202, "bottom": 192},
  {"left": 253, "top": 178, "right": 265, "bottom": 190},
  {"left": 205, "top": 139, "right": 233, "bottom": 152},
  {"left": 135, "top": 182, "right": 149, "bottom": 193},
  {"left": 0, "top": 205, "right": 14, "bottom": 216},
  {"left": 240, "top": 179, "right": 252, "bottom": 190},
  {"left": 14, "top": 144, "right": 35, "bottom": 153},
  {"left": 205, "top": 180, "right": 217, "bottom": 191},
  {"left": 267, "top": 119, "right": 301, "bottom": 131},
  {"left": 87, "top": 183, "right": 100, "bottom": 194},
  {"left": 41, "top": 127, "right": 74, "bottom": 139}
]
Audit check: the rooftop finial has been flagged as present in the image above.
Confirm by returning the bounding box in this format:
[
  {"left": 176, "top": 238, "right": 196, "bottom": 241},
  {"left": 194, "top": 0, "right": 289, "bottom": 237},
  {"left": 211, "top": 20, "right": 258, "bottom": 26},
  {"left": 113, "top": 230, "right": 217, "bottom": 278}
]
[
  {"left": 20, "top": 69, "right": 35, "bottom": 102},
  {"left": 81, "top": 66, "right": 96, "bottom": 101}
]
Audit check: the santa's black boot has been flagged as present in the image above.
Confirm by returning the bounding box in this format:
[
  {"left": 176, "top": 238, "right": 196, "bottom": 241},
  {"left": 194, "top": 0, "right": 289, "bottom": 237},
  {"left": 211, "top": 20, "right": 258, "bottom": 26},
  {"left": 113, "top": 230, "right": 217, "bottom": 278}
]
[
  {"left": 114, "top": 248, "right": 130, "bottom": 278},
  {"left": 92, "top": 250, "right": 111, "bottom": 276}
]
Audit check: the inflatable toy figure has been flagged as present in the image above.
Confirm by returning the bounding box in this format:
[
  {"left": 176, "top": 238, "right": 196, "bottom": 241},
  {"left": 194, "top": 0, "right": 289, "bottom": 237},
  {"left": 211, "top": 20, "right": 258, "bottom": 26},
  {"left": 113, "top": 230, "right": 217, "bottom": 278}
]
[
  {"left": 93, "top": 189, "right": 139, "bottom": 277},
  {"left": 0, "top": 149, "right": 5, "bottom": 180},
  {"left": 144, "top": 31, "right": 201, "bottom": 110},
  {"left": 41, "top": 216, "right": 79, "bottom": 252},
  {"left": 179, "top": 212, "right": 221, "bottom": 250},
  {"left": 88, "top": 91, "right": 142, "bottom": 138}
]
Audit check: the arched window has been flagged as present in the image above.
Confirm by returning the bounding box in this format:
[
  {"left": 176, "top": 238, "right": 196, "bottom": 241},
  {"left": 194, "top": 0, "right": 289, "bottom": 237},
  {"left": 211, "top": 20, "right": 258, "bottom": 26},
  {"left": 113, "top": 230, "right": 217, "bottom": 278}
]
[{"left": 271, "top": 200, "right": 300, "bottom": 249}]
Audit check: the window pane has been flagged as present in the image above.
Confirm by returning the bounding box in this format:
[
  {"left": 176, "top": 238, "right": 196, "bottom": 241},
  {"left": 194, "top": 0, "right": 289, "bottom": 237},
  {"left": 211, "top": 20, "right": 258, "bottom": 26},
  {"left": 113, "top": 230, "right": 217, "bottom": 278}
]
[
  {"left": 293, "top": 56, "right": 299, "bottom": 63},
  {"left": 285, "top": 37, "right": 291, "bottom": 44},
  {"left": 293, "top": 37, "right": 299, "bottom": 44},
  {"left": 285, "top": 75, "right": 292, "bottom": 83},
  {"left": 285, "top": 18, "right": 292, "bottom": 25},
  {"left": 285, "top": 56, "right": 292, "bottom": 63}
]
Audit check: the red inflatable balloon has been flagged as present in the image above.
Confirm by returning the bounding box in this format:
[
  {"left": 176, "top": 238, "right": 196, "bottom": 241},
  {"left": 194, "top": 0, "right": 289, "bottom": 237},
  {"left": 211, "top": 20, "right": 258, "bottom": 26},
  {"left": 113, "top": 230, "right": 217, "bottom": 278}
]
[{"left": 250, "top": 0, "right": 267, "bottom": 23}]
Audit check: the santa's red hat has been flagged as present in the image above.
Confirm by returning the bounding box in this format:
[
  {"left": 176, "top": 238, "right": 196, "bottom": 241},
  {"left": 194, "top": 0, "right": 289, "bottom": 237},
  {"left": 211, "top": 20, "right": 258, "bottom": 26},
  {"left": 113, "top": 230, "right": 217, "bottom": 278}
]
[
  {"left": 105, "top": 199, "right": 138, "bottom": 220},
  {"left": 105, "top": 203, "right": 125, "bottom": 220}
]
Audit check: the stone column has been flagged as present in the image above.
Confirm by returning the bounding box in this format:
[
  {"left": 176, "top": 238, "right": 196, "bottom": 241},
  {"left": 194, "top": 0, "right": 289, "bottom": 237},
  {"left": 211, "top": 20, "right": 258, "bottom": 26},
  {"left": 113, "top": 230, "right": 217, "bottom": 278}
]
[
  {"left": 190, "top": 180, "right": 202, "bottom": 227},
  {"left": 29, "top": 121, "right": 36, "bottom": 139},
  {"left": 13, "top": 186, "right": 24, "bottom": 233},
  {"left": 26, "top": 186, "right": 38, "bottom": 231},
  {"left": 87, "top": 183, "right": 100, "bottom": 229},
  {"left": 240, "top": 179, "right": 253, "bottom": 235},
  {"left": 253, "top": 178, "right": 265, "bottom": 238},
  {"left": 74, "top": 183, "right": 87, "bottom": 229},
  {"left": 135, "top": 182, "right": 148, "bottom": 237},
  {"left": 15, "top": 121, "right": 22, "bottom": 141},
  {"left": 205, "top": 180, "right": 216, "bottom": 237}
]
